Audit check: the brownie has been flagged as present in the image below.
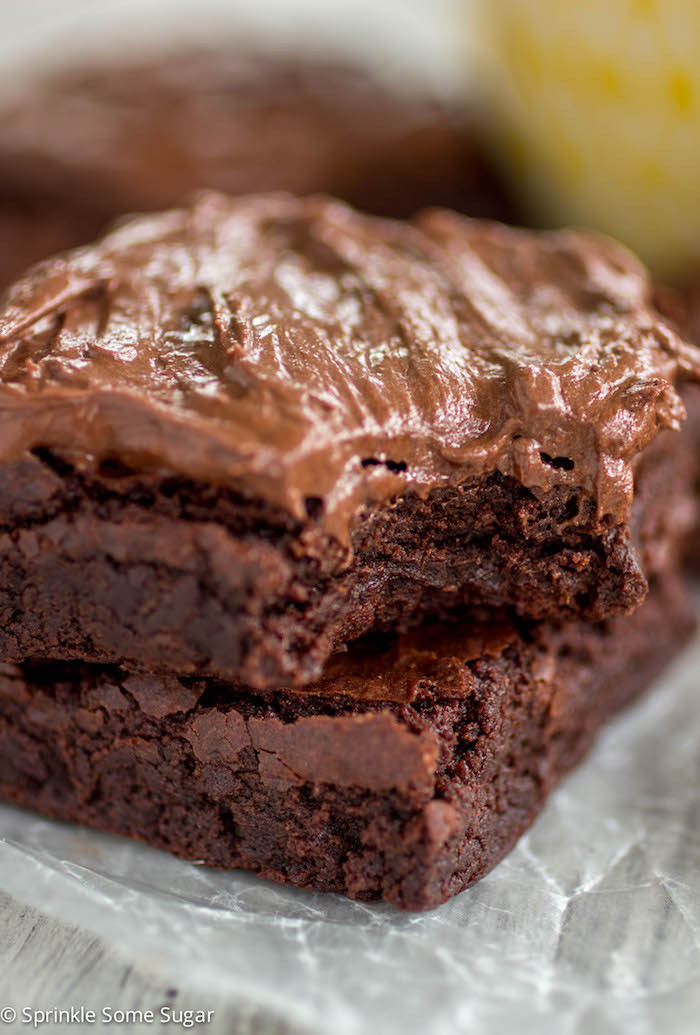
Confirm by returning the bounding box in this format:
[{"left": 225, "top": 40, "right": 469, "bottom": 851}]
[
  {"left": 0, "top": 575, "right": 692, "bottom": 910},
  {"left": 0, "top": 192, "right": 697, "bottom": 687},
  {"left": 677, "top": 287, "right": 700, "bottom": 564},
  {"left": 652, "top": 280, "right": 700, "bottom": 565},
  {"left": 0, "top": 50, "right": 514, "bottom": 289}
]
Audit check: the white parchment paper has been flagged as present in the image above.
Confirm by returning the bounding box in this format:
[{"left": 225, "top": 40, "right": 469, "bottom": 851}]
[{"left": 0, "top": 4, "right": 699, "bottom": 1032}]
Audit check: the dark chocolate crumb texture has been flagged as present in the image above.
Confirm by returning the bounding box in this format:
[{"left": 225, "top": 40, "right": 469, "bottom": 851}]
[
  {"left": 666, "top": 281, "right": 700, "bottom": 565},
  {"left": 0, "top": 192, "right": 698, "bottom": 686},
  {"left": 0, "top": 50, "right": 514, "bottom": 289},
  {"left": 0, "top": 576, "right": 692, "bottom": 910},
  {"left": 649, "top": 279, "right": 700, "bottom": 566}
]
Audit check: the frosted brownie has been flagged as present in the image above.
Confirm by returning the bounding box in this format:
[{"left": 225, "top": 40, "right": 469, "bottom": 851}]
[
  {"left": 0, "top": 50, "right": 513, "bottom": 288},
  {"left": 0, "top": 575, "right": 692, "bottom": 910},
  {"left": 0, "top": 192, "right": 697, "bottom": 686}
]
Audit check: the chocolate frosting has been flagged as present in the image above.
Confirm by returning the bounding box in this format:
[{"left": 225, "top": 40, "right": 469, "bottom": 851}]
[{"left": 0, "top": 191, "right": 697, "bottom": 541}]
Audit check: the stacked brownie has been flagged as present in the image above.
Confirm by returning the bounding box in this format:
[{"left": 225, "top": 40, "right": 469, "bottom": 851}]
[{"left": 0, "top": 187, "right": 698, "bottom": 909}]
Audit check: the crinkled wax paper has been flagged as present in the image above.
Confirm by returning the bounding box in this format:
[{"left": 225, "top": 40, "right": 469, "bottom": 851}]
[{"left": 1, "top": 3, "right": 700, "bottom": 1032}]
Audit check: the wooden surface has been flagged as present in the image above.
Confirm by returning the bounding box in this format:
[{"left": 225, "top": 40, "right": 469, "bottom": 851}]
[{"left": 0, "top": 891, "right": 304, "bottom": 1034}]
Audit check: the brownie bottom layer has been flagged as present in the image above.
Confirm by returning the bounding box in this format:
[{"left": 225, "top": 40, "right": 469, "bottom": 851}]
[{"left": 0, "top": 576, "right": 693, "bottom": 910}]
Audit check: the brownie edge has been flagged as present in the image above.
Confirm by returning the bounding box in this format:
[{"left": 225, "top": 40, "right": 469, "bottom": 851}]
[{"left": 0, "top": 576, "right": 692, "bottom": 910}]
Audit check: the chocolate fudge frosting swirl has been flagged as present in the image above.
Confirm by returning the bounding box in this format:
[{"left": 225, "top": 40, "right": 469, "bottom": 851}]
[{"left": 0, "top": 191, "right": 696, "bottom": 541}]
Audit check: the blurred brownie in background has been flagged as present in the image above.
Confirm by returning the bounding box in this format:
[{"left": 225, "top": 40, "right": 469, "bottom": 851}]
[{"left": 0, "top": 49, "right": 515, "bottom": 288}]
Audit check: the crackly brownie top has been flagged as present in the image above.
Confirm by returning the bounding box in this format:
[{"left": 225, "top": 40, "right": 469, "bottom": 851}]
[
  {"left": 0, "top": 191, "right": 697, "bottom": 540},
  {"left": 0, "top": 50, "right": 505, "bottom": 221}
]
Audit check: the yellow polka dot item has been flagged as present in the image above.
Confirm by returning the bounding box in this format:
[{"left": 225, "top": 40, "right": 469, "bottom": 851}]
[{"left": 477, "top": 0, "right": 700, "bottom": 279}]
